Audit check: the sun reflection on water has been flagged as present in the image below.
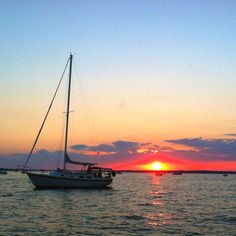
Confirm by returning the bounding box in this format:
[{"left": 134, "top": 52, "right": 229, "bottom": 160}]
[
  {"left": 144, "top": 213, "right": 172, "bottom": 226},
  {"left": 1, "top": 172, "right": 235, "bottom": 235},
  {"left": 140, "top": 173, "right": 173, "bottom": 227}
]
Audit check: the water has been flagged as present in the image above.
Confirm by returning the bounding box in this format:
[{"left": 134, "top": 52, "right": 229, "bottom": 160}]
[{"left": 0, "top": 172, "right": 236, "bottom": 235}]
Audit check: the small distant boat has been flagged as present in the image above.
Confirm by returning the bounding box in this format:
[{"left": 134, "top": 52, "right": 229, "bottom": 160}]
[
  {"left": 173, "top": 171, "right": 182, "bottom": 175},
  {"left": 155, "top": 172, "right": 163, "bottom": 176},
  {"left": 22, "top": 54, "right": 116, "bottom": 189},
  {"left": 223, "top": 174, "right": 228, "bottom": 177},
  {"left": 0, "top": 169, "right": 7, "bottom": 174}
]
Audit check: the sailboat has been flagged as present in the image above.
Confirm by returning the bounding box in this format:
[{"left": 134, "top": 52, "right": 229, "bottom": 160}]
[{"left": 22, "top": 54, "right": 116, "bottom": 189}]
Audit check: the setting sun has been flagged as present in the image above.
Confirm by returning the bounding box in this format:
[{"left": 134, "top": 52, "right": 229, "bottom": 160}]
[
  {"left": 140, "top": 161, "right": 169, "bottom": 171},
  {"left": 150, "top": 162, "right": 163, "bottom": 170}
]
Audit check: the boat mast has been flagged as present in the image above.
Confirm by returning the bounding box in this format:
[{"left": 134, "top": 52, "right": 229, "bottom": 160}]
[{"left": 64, "top": 54, "right": 73, "bottom": 170}]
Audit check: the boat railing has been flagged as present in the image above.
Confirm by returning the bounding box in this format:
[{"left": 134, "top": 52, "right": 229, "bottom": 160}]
[{"left": 18, "top": 165, "right": 49, "bottom": 174}]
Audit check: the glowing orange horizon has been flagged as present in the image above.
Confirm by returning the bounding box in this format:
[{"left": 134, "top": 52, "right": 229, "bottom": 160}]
[{"left": 140, "top": 161, "right": 170, "bottom": 171}]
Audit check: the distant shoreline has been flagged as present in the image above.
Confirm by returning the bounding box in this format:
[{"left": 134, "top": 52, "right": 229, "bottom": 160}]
[
  {"left": 2, "top": 168, "right": 236, "bottom": 174},
  {"left": 119, "top": 170, "right": 236, "bottom": 174}
]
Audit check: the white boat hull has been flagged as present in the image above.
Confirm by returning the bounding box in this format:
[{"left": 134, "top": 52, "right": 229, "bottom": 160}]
[{"left": 27, "top": 172, "right": 113, "bottom": 189}]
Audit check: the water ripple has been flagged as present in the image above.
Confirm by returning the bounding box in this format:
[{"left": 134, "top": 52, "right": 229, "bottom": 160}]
[{"left": 0, "top": 172, "right": 236, "bottom": 235}]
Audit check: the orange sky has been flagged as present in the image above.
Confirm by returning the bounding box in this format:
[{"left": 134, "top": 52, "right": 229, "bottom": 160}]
[{"left": 1, "top": 2, "right": 236, "bottom": 170}]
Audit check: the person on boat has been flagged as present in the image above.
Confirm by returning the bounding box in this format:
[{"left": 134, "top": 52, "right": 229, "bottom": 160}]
[
  {"left": 98, "top": 169, "right": 102, "bottom": 178},
  {"left": 93, "top": 172, "right": 97, "bottom": 177},
  {"left": 87, "top": 165, "right": 92, "bottom": 174}
]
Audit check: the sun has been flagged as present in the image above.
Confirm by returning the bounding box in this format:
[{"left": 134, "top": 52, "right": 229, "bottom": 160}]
[
  {"left": 150, "top": 162, "right": 163, "bottom": 171},
  {"left": 139, "top": 161, "right": 169, "bottom": 171}
]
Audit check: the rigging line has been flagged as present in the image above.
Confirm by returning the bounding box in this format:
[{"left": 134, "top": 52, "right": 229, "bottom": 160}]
[
  {"left": 81, "top": 79, "right": 102, "bottom": 154},
  {"left": 57, "top": 117, "right": 65, "bottom": 169},
  {"left": 73, "top": 61, "right": 99, "bottom": 146},
  {"left": 58, "top": 79, "right": 68, "bottom": 169},
  {"left": 74, "top": 64, "right": 103, "bottom": 164},
  {"left": 22, "top": 57, "right": 70, "bottom": 170},
  {"left": 81, "top": 89, "right": 95, "bottom": 144},
  {"left": 69, "top": 60, "right": 75, "bottom": 149},
  {"left": 73, "top": 61, "right": 95, "bottom": 144}
]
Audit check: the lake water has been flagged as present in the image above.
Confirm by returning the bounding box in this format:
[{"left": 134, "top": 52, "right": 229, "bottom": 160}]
[{"left": 0, "top": 172, "right": 235, "bottom": 235}]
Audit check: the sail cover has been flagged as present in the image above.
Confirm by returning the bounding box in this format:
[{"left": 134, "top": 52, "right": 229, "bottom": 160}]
[{"left": 65, "top": 154, "right": 96, "bottom": 166}]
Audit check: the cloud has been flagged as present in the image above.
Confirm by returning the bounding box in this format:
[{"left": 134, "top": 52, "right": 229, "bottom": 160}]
[
  {"left": 140, "top": 142, "right": 152, "bottom": 146},
  {"left": 0, "top": 140, "right": 160, "bottom": 169},
  {"left": 224, "top": 133, "right": 236, "bottom": 136},
  {"left": 165, "top": 137, "right": 236, "bottom": 161},
  {"left": 1, "top": 138, "right": 236, "bottom": 170},
  {"left": 0, "top": 151, "right": 60, "bottom": 169},
  {"left": 83, "top": 144, "right": 117, "bottom": 153},
  {"left": 71, "top": 140, "right": 143, "bottom": 154},
  {"left": 71, "top": 144, "right": 88, "bottom": 150},
  {"left": 112, "top": 140, "right": 140, "bottom": 152},
  {"left": 166, "top": 137, "right": 206, "bottom": 149}
]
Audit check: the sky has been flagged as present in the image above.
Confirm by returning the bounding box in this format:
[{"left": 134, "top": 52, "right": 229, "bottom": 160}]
[{"left": 0, "top": 0, "right": 236, "bottom": 170}]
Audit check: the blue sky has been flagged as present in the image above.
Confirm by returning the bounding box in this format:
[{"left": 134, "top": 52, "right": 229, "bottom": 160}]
[{"left": 0, "top": 1, "right": 236, "bottom": 169}]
